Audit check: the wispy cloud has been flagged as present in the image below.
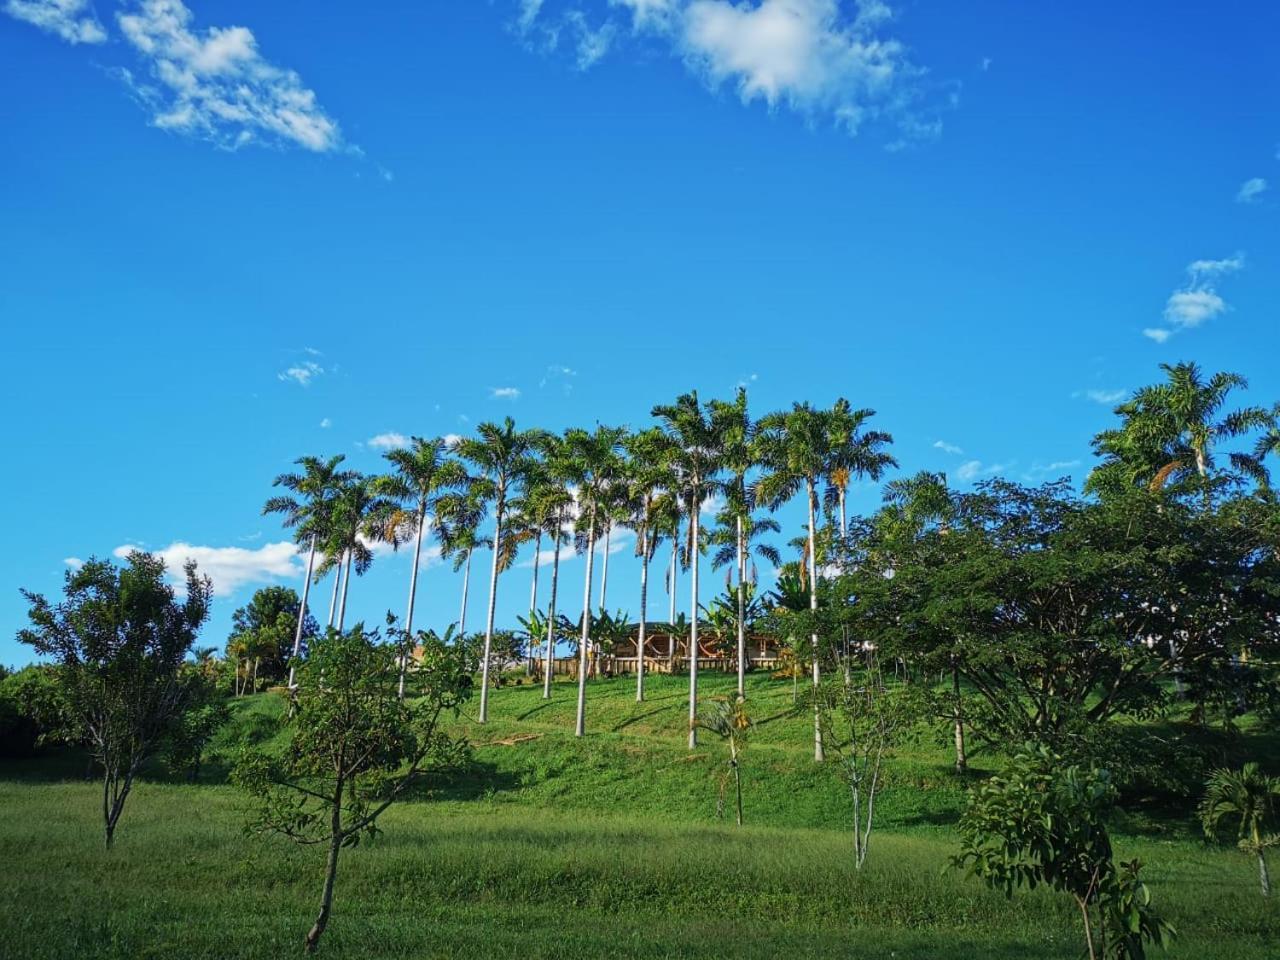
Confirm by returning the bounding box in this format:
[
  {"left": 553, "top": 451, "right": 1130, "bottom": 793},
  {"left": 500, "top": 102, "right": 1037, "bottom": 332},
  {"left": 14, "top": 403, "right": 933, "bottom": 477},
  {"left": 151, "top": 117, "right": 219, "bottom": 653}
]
[
  {"left": 1023, "top": 459, "right": 1081, "bottom": 481},
  {"left": 113, "top": 540, "right": 300, "bottom": 597},
  {"left": 319, "top": 417, "right": 332, "bottom": 428},
  {"left": 954, "top": 459, "right": 1008, "bottom": 482},
  {"left": 113, "top": 0, "right": 343, "bottom": 152},
  {"left": 539, "top": 365, "right": 577, "bottom": 393},
  {"left": 4, "top": 0, "right": 105, "bottom": 43},
  {"left": 1235, "top": 177, "right": 1268, "bottom": 204},
  {"left": 566, "top": 9, "right": 616, "bottom": 69},
  {"left": 368, "top": 432, "right": 410, "bottom": 450},
  {"left": 932, "top": 439, "right": 963, "bottom": 455},
  {"left": 1145, "top": 253, "right": 1244, "bottom": 343},
  {"left": 1078, "top": 388, "right": 1127, "bottom": 405},
  {"left": 491, "top": 386, "right": 521, "bottom": 400},
  {"left": 278, "top": 360, "right": 323, "bottom": 386},
  {"left": 63, "top": 556, "right": 85, "bottom": 570}
]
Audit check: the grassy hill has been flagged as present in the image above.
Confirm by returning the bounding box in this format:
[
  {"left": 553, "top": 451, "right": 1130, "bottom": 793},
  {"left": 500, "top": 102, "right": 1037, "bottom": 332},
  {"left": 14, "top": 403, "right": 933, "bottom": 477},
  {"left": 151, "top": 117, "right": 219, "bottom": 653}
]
[{"left": 1, "top": 671, "right": 1276, "bottom": 959}]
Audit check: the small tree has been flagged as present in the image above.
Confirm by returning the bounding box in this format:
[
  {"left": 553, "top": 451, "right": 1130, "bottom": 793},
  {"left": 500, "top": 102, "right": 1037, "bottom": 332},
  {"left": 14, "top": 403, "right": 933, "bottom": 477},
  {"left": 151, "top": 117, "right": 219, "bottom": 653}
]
[
  {"left": 817, "top": 659, "right": 910, "bottom": 868},
  {"left": 163, "top": 667, "right": 230, "bottom": 782},
  {"left": 953, "top": 746, "right": 1174, "bottom": 960},
  {"left": 18, "top": 552, "right": 212, "bottom": 846},
  {"left": 696, "top": 698, "right": 751, "bottom": 826},
  {"left": 233, "top": 624, "right": 472, "bottom": 952},
  {"left": 1199, "top": 763, "right": 1280, "bottom": 897}
]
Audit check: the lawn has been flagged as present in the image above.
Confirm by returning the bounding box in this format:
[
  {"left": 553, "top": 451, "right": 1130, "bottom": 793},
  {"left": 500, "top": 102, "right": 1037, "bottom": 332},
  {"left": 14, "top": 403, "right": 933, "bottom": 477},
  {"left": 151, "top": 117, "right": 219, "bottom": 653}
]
[{"left": 1, "top": 672, "right": 1275, "bottom": 959}]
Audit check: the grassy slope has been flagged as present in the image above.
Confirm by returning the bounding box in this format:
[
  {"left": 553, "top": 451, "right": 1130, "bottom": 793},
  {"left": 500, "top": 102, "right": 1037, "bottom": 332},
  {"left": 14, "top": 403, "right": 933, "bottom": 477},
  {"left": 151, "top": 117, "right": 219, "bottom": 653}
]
[{"left": 1, "top": 672, "right": 1275, "bottom": 959}]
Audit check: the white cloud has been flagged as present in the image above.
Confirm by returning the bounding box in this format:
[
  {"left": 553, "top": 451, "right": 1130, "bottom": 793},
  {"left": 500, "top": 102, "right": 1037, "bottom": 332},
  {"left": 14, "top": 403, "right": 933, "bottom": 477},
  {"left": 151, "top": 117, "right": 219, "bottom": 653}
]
[
  {"left": 1164, "top": 289, "right": 1226, "bottom": 327},
  {"left": 369, "top": 431, "right": 410, "bottom": 450},
  {"left": 113, "top": 540, "right": 300, "bottom": 597},
  {"left": 63, "top": 556, "right": 85, "bottom": 570},
  {"left": 115, "top": 0, "right": 342, "bottom": 152},
  {"left": 954, "top": 460, "right": 1007, "bottom": 482},
  {"left": 932, "top": 439, "right": 963, "bottom": 455},
  {"left": 1186, "top": 253, "right": 1244, "bottom": 281},
  {"left": 610, "top": 0, "right": 677, "bottom": 30},
  {"left": 443, "top": 433, "right": 463, "bottom": 448},
  {"left": 566, "top": 9, "right": 616, "bottom": 69},
  {"left": 1235, "top": 177, "right": 1267, "bottom": 204},
  {"left": 278, "top": 360, "right": 323, "bottom": 386},
  {"left": 491, "top": 386, "right": 521, "bottom": 400},
  {"left": 1084, "top": 388, "right": 1126, "bottom": 405},
  {"left": 1150, "top": 253, "right": 1244, "bottom": 342},
  {"left": 980, "top": 56, "right": 991, "bottom": 71},
  {"left": 1143, "top": 327, "right": 1173, "bottom": 344},
  {"left": 319, "top": 417, "right": 332, "bottom": 428},
  {"left": 1024, "top": 459, "right": 1081, "bottom": 480},
  {"left": 4, "top": 0, "right": 105, "bottom": 43}
]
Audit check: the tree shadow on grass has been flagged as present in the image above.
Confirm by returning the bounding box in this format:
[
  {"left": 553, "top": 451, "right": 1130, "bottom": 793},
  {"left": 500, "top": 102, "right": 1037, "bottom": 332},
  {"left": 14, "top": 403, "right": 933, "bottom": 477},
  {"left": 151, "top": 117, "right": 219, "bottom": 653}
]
[{"left": 612, "top": 704, "right": 682, "bottom": 732}]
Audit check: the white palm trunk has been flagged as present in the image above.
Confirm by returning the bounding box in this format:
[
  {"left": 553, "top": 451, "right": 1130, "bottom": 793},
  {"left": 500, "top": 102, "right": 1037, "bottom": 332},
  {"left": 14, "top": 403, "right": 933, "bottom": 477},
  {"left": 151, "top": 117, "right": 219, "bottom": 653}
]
[
  {"left": 688, "top": 502, "right": 701, "bottom": 750},
  {"left": 288, "top": 533, "right": 317, "bottom": 689},
  {"left": 326, "top": 559, "right": 341, "bottom": 629},
  {"left": 337, "top": 549, "right": 353, "bottom": 631},
  {"left": 807, "top": 482, "right": 824, "bottom": 762},
  {"left": 542, "top": 509, "right": 563, "bottom": 699},
  {"left": 598, "top": 524, "right": 611, "bottom": 609},
  {"left": 478, "top": 506, "right": 504, "bottom": 724},
  {"left": 668, "top": 539, "right": 677, "bottom": 659},
  {"left": 397, "top": 509, "right": 427, "bottom": 700},
  {"left": 736, "top": 514, "right": 746, "bottom": 701},
  {"left": 636, "top": 521, "right": 649, "bottom": 702},
  {"left": 527, "top": 530, "right": 541, "bottom": 675},
  {"left": 458, "top": 549, "right": 472, "bottom": 636},
  {"left": 574, "top": 516, "right": 597, "bottom": 736}
]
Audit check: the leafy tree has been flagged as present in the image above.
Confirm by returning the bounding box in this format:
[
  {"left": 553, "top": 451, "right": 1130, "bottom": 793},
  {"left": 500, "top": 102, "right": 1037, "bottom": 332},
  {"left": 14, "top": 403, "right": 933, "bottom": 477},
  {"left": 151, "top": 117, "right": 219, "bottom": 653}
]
[
  {"left": 163, "top": 667, "right": 229, "bottom": 782},
  {"left": 228, "top": 585, "right": 318, "bottom": 690},
  {"left": 18, "top": 552, "right": 213, "bottom": 846},
  {"left": 954, "top": 746, "right": 1174, "bottom": 960},
  {"left": 233, "top": 624, "right": 472, "bottom": 952},
  {"left": 1200, "top": 763, "right": 1280, "bottom": 897},
  {"left": 696, "top": 698, "right": 751, "bottom": 826},
  {"left": 0, "top": 665, "right": 72, "bottom": 757}
]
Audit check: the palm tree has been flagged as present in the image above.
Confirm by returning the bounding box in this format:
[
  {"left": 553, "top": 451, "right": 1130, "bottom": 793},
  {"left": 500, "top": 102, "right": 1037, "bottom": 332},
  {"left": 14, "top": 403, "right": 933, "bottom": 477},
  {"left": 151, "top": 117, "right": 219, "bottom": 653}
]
[
  {"left": 709, "top": 500, "right": 780, "bottom": 698},
  {"left": 563, "top": 424, "right": 626, "bottom": 736},
  {"left": 456, "top": 417, "right": 544, "bottom": 723},
  {"left": 315, "top": 474, "right": 394, "bottom": 632},
  {"left": 623, "top": 427, "right": 673, "bottom": 702},
  {"left": 528, "top": 435, "right": 575, "bottom": 698},
  {"left": 653, "top": 391, "right": 723, "bottom": 750},
  {"left": 435, "top": 488, "right": 489, "bottom": 646},
  {"left": 696, "top": 699, "right": 752, "bottom": 826},
  {"left": 373, "top": 437, "right": 469, "bottom": 698},
  {"left": 755, "top": 401, "right": 833, "bottom": 761},
  {"left": 824, "top": 398, "right": 898, "bottom": 535},
  {"left": 1253, "top": 403, "right": 1280, "bottom": 488},
  {"left": 1200, "top": 763, "right": 1280, "bottom": 896},
  {"left": 263, "top": 454, "right": 349, "bottom": 688}
]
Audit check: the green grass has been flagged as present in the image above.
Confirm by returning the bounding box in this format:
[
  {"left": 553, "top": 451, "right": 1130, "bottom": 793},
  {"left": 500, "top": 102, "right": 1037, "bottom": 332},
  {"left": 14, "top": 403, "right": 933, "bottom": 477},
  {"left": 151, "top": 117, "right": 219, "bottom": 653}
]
[{"left": 1, "top": 671, "right": 1276, "bottom": 958}]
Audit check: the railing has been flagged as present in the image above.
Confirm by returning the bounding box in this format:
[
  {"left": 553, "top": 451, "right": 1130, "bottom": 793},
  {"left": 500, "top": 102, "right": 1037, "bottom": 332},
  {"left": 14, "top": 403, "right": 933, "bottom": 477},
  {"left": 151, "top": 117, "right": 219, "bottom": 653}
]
[{"left": 539, "top": 656, "right": 782, "bottom": 677}]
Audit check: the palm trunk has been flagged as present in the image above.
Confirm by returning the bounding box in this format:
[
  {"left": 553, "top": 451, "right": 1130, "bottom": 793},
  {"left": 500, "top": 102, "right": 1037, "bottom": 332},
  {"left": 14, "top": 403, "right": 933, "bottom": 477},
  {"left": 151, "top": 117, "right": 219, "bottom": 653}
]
[
  {"left": 527, "top": 530, "right": 542, "bottom": 676},
  {"left": 288, "top": 534, "right": 317, "bottom": 688},
  {"left": 458, "top": 549, "right": 472, "bottom": 636},
  {"left": 305, "top": 778, "right": 344, "bottom": 953},
  {"left": 839, "top": 488, "right": 847, "bottom": 536},
  {"left": 478, "top": 502, "right": 504, "bottom": 724},
  {"left": 731, "top": 740, "right": 742, "bottom": 827},
  {"left": 574, "top": 515, "right": 597, "bottom": 737},
  {"left": 542, "top": 511, "right": 563, "bottom": 699},
  {"left": 1256, "top": 824, "right": 1272, "bottom": 897},
  {"left": 252, "top": 657, "right": 259, "bottom": 694},
  {"left": 599, "top": 525, "right": 610, "bottom": 609},
  {"left": 336, "top": 549, "right": 352, "bottom": 631},
  {"left": 688, "top": 501, "right": 701, "bottom": 750},
  {"left": 398, "top": 509, "right": 427, "bottom": 700},
  {"left": 736, "top": 513, "right": 746, "bottom": 701},
  {"left": 637, "top": 519, "right": 649, "bottom": 703},
  {"left": 668, "top": 539, "right": 677, "bottom": 664},
  {"left": 807, "top": 482, "right": 824, "bottom": 762},
  {"left": 326, "top": 560, "right": 341, "bottom": 629}
]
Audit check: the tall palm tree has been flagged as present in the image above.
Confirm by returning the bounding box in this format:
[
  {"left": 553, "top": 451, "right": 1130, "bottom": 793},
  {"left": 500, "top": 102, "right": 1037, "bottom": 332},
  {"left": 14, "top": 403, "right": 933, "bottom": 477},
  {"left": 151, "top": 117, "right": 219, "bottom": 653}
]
[
  {"left": 528, "top": 435, "right": 575, "bottom": 699},
  {"left": 1200, "top": 763, "right": 1280, "bottom": 896},
  {"left": 436, "top": 489, "right": 488, "bottom": 637},
  {"left": 373, "top": 437, "right": 469, "bottom": 698},
  {"left": 623, "top": 427, "right": 674, "bottom": 702},
  {"left": 709, "top": 500, "right": 780, "bottom": 698},
  {"left": 315, "top": 474, "right": 394, "bottom": 632},
  {"left": 262, "top": 454, "right": 349, "bottom": 688},
  {"left": 456, "top": 417, "right": 544, "bottom": 723},
  {"left": 755, "top": 401, "right": 833, "bottom": 761},
  {"left": 1252, "top": 403, "right": 1280, "bottom": 489},
  {"left": 653, "top": 391, "right": 723, "bottom": 750},
  {"left": 564, "top": 424, "right": 627, "bottom": 736},
  {"left": 823, "top": 398, "right": 898, "bottom": 535}
]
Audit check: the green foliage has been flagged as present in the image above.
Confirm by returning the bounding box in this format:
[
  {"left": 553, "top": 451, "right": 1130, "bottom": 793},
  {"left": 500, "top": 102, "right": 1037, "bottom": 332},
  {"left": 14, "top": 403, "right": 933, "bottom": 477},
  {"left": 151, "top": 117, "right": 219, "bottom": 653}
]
[
  {"left": 228, "top": 585, "right": 318, "bottom": 687},
  {"left": 0, "top": 665, "right": 73, "bottom": 757},
  {"left": 696, "top": 698, "right": 752, "bottom": 824},
  {"left": 1199, "top": 763, "right": 1280, "bottom": 896},
  {"left": 162, "top": 667, "right": 230, "bottom": 781},
  {"left": 954, "top": 746, "right": 1174, "bottom": 959}
]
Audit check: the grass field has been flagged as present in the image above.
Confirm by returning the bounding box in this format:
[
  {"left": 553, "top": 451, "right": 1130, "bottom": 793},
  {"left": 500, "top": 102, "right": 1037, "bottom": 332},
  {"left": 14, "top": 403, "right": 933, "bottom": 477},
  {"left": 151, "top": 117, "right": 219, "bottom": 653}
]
[{"left": 1, "top": 672, "right": 1276, "bottom": 958}]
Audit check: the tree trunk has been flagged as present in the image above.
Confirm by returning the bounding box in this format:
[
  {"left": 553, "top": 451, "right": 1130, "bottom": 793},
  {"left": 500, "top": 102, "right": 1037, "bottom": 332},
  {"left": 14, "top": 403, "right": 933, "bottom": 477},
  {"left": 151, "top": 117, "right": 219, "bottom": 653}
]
[
  {"left": 807, "top": 482, "right": 824, "bottom": 762},
  {"left": 305, "top": 780, "right": 345, "bottom": 953},
  {"left": 252, "top": 657, "right": 259, "bottom": 694},
  {"left": 574, "top": 516, "right": 597, "bottom": 737},
  {"left": 337, "top": 550, "right": 352, "bottom": 631},
  {"left": 730, "top": 741, "right": 742, "bottom": 827},
  {"left": 952, "top": 664, "right": 967, "bottom": 773},
  {"left": 1259, "top": 850, "right": 1271, "bottom": 897},
  {"left": 599, "top": 524, "right": 611, "bottom": 609},
  {"left": 458, "top": 549, "right": 472, "bottom": 636},
  {"left": 542, "top": 511, "right": 563, "bottom": 699},
  {"left": 526, "top": 530, "right": 541, "bottom": 676},
  {"left": 288, "top": 533, "right": 317, "bottom": 689},
  {"left": 398, "top": 508, "right": 428, "bottom": 699},
  {"left": 326, "top": 560, "right": 341, "bottom": 629},
  {"left": 478, "top": 500, "right": 504, "bottom": 724},
  {"left": 736, "top": 513, "right": 746, "bottom": 701},
  {"left": 637, "top": 521, "right": 649, "bottom": 703},
  {"left": 688, "top": 501, "right": 700, "bottom": 750}
]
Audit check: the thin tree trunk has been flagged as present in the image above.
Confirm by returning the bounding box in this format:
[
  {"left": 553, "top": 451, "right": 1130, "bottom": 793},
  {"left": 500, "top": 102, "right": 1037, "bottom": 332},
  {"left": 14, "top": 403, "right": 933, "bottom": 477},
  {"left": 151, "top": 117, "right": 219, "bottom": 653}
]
[
  {"left": 668, "top": 539, "right": 677, "bottom": 665},
  {"left": 807, "top": 483, "right": 824, "bottom": 762},
  {"left": 1259, "top": 850, "right": 1271, "bottom": 897},
  {"left": 1077, "top": 896, "right": 1097, "bottom": 960},
  {"left": 478, "top": 503, "right": 504, "bottom": 723},
  {"left": 337, "top": 550, "right": 352, "bottom": 631},
  {"left": 574, "top": 516, "right": 597, "bottom": 737},
  {"left": 252, "top": 657, "right": 259, "bottom": 694},
  {"left": 952, "top": 664, "right": 967, "bottom": 773},
  {"left": 542, "top": 510, "right": 563, "bottom": 699},
  {"left": 599, "top": 525, "right": 610, "bottom": 609},
  {"left": 527, "top": 530, "right": 541, "bottom": 676},
  {"left": 398, "top": 509, "right": 427, "bottom": 700},
  {"left": 305, "top": 779, "right": 345, "bottom": 953},
  {"left": 326, "top": 560, "right": 341, "bottom": 629},
  {"left": 731, "top": 740, "right": 742, "bottom": 826},
  {"left": 736, "top": 513, "right": 746, "bottom": 701},
  {"left": 288, "top": 533, "right": 317, "bottom": 688},
  {"left": 458, "top": 549, "right": 472, "bottom": 636},
  {"left": 689, "top": 503, "right": 700, "bottom": 750},
  {"left": 839, "top": 488, "right": 847, "bottom": 536},
  {"left": 637, "top": 521, "right": 649, "bottom": 702}
]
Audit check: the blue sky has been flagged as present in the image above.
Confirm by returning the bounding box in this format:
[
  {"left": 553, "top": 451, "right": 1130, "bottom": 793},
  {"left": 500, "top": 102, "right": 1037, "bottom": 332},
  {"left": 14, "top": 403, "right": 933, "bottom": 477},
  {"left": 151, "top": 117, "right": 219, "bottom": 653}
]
[{"left": 2, "top": 0, "right": 1278, "bottom": 666}]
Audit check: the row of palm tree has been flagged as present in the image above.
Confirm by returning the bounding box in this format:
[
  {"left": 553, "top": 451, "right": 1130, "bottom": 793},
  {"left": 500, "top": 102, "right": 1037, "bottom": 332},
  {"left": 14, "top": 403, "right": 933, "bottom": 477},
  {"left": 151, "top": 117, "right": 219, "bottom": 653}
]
[{"left": 263, "top": 390, "right": 896, "bottom": 755}]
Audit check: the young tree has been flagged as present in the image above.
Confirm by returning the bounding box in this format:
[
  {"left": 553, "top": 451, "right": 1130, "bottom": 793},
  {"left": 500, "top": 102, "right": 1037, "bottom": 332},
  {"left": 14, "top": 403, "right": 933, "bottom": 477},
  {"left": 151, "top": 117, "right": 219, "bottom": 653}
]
[
  {"left": 1200, "top": 763, "right": 1280, "bottom": 897},
  {"left": 18, "top": 552, "right": 213, "bottom": 846},
  {"left": 696, "top": 698, "right": 751, "bottom": 826},
  {"left": 233, "top": 623, "right": 472, "bottom": 952},
  {"left": 954, "top": 746, "right": 1174, "bottom": 960}
]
